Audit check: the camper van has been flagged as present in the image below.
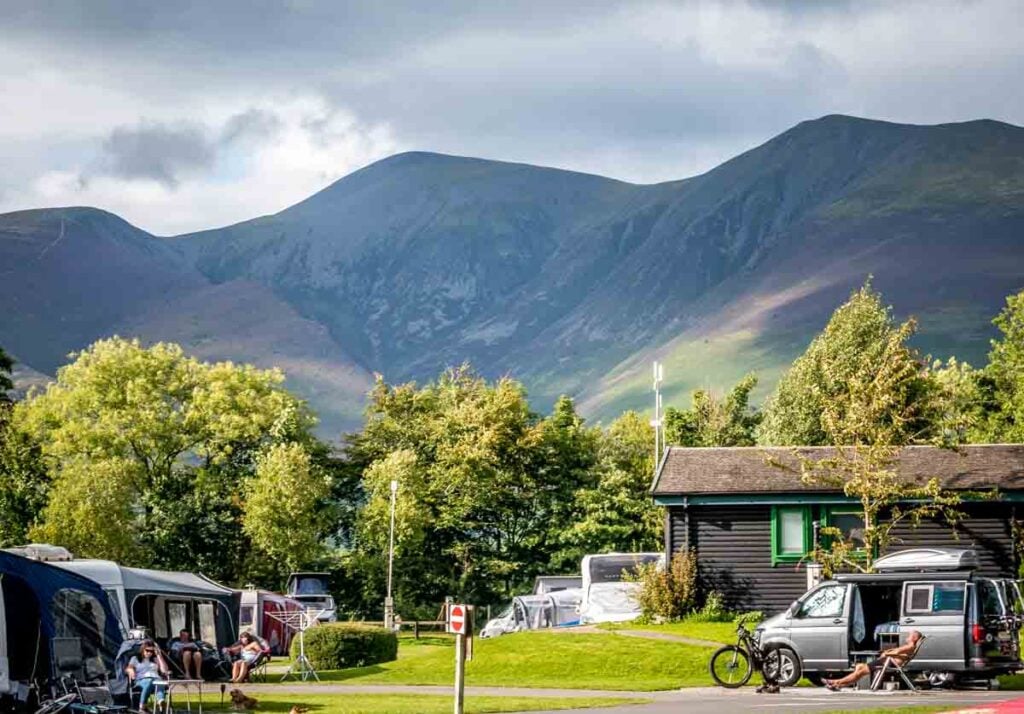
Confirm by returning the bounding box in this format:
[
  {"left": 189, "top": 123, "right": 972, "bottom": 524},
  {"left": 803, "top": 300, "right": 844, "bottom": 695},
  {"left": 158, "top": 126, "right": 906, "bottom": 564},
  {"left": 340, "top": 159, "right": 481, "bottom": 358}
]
[
  {"left": 578, "top": 552, "right": 663, "bottom": 624},
  {"left": 757, "top": 549, "right": 1024, "bottom": 687},
  {"left": 285, "top": 572, "right": 337, "bottom": 622}
]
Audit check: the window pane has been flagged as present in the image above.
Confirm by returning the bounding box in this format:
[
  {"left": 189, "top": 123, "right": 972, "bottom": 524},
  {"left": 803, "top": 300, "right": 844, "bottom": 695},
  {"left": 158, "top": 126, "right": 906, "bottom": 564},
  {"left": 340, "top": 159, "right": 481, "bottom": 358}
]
[
  {"left": 908, "top": 586, "right": 931, "bottom": 612},
  {"left": 830, "top": 512, "right": 866, "bottom": 548},
  {"left": 168, "top": 602, "right": 187, "bottom": 636},
  {"left": 779, "top": 510, "right": 804, "bottom": 554},
  {"left": 932, "top": 584, "right": 965, "bottom": 612},
  {"left": 198, "top": 603, "right": 217, "bottom": 646},
  {"left": 798, "top": 585, "right": 846, "bottom": 618}
]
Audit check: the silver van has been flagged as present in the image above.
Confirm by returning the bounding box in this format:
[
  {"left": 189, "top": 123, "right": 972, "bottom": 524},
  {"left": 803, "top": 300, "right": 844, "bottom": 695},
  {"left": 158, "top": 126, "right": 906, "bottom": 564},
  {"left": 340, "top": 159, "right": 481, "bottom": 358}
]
[{"left": 757, "top": 548, "right": 1023, "bottom": 687}]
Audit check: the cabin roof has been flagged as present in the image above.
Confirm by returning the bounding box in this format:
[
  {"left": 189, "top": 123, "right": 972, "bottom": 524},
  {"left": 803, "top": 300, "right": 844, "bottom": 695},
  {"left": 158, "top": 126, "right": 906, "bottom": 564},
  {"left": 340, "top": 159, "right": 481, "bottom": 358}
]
[{"left": 650, "top": 444, "right": 1024, "bottom": 497}]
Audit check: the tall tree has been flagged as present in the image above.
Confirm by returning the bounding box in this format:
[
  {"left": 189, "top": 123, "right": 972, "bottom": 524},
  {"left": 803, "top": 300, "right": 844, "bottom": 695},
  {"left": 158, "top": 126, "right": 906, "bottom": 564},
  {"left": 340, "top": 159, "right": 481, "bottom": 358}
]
[
  {"left": 758, "top": 282, "right": 934, "bottom": 446},
  {"left": 975, "top": 290, "right": 1024, "bottom": 442},
  {"left": 664, "top": 373, "right": 761, "bottom": 447},
  {"left": 19, "top": 337, "right": 322, "bottom": 577},
  {"left": 0, "top": 346, "right": 13, "bottom": 398},
  {"left": 560, "top": 411, "right": 662, "bottom": 564}
]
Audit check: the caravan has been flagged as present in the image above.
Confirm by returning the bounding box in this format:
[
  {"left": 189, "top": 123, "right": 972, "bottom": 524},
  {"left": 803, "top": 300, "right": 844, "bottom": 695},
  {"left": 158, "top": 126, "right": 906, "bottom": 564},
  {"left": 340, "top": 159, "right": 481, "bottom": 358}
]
[
  {"left": 237, "top": 588, "right": 306, "bottom": 654},
  {"left": 285, "top": 573, "right": 337, "bottom": 622},
  {"left": 578, "top": 552, "right": 663, "bottom": 624}
]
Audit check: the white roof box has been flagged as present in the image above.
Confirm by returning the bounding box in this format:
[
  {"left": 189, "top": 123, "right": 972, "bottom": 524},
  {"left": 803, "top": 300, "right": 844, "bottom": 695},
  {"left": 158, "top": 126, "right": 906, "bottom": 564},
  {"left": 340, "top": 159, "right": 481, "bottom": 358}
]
[
  {"left": 3, "top": 543, "right": 74, "bottom": 561},
  {"left": 874, "top": 548, "right": 980, "bottom": 572}
]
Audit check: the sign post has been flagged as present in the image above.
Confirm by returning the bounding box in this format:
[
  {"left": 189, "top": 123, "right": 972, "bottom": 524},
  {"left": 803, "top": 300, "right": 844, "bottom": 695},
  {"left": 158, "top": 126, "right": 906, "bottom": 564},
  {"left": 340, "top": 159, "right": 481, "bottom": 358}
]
[{"left": 447, "top": 603, "right": 470, "bottom": 714}]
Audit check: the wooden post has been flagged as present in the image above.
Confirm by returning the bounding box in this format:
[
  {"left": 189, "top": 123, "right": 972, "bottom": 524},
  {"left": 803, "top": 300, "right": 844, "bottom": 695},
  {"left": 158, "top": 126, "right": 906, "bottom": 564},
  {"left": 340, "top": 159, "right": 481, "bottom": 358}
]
[
  {"left": 414, "top": 620, "right": 420, "bottom": 639},
  {"left": 454, "top": 632, "right": 466, "bottom": 714}
]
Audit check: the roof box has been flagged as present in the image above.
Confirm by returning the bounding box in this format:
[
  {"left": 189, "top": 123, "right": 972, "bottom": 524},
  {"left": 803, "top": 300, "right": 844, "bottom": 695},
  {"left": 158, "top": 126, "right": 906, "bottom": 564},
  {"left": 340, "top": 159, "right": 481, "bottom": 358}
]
[
  {"left": 3, "top": 543, "right": 74, "bottom": 561},
  {"left": 874, "top": 548, "right": 980, "bottom": 573}
]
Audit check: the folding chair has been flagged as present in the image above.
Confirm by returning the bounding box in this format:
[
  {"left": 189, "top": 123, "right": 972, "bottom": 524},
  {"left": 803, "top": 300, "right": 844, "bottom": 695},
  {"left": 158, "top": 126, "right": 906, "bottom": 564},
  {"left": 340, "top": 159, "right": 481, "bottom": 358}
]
[
  {"left": 247, "top": 649, "right": 271, "bottom": 683},
  {"left": 870, "top": 634, "right": 926, "bottom": 691}
]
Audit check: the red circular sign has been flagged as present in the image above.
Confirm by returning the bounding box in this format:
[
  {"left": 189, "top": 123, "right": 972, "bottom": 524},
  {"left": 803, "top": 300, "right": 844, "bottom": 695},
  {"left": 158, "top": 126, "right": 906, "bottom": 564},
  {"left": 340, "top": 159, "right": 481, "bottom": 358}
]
[{"left": 449, "top": 605, "right": 465, "bottom": 633}]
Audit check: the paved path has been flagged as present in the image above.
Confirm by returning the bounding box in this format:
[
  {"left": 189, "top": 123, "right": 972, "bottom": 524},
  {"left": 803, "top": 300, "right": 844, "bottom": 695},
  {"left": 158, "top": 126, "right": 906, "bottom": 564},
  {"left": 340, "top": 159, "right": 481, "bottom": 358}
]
[
  {"left": 611, "top": 628, "right": 724, "bottom": 648},
  {"left": 233, "top": 682, "right": 1024, "bottom": 713}
]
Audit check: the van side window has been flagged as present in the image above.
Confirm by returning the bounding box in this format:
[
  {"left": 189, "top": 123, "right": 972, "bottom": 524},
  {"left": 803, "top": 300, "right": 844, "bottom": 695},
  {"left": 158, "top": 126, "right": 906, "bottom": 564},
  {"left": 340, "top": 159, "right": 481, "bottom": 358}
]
[
  {"left": 797, "top": 584, "right": 846, "bottom": 618},
  {"left": 904, "top": 583, "right": 965, "bottom": 615}
]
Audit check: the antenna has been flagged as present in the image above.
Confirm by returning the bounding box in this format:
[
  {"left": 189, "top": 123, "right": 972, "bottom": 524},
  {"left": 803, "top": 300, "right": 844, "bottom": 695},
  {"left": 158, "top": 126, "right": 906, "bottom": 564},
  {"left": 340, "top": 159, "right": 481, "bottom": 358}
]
[{"left": 651, "top": 361, "right": 664, "bottom": 478}]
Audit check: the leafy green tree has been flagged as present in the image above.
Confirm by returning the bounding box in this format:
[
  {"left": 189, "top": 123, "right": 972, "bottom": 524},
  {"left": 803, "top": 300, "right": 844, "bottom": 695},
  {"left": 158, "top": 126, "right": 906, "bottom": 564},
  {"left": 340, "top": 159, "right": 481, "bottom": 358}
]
[
  {"left": 758, "top": 282, "right": 934, "bottom": 446},
  {"left": 664, "top": 373, "right": 761, "bottom": 447},
  {"left": 243, "top": 442, "right": 333, "bottom": 573},
  {"left": 346, "top": 368, "right": 599, "bottom": 614},
  {"left": 19, "top": 337, "right": 320, "bottom": 574},
  {"left": 928, "top": 357, "right": 985, "bottom": 444},
  {"left": 560, "top": 411, "right": 662, "bottom": 563},
  {"left": 975, "top": 290, "right": 1024, "bottom": 442}
]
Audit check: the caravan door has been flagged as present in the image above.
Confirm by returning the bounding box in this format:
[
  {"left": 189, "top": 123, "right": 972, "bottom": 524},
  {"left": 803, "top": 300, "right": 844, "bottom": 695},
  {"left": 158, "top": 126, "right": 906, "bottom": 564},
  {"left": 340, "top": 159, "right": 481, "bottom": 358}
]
[{"left": 899, "top": 580, "right": 967, "bottom": 669}]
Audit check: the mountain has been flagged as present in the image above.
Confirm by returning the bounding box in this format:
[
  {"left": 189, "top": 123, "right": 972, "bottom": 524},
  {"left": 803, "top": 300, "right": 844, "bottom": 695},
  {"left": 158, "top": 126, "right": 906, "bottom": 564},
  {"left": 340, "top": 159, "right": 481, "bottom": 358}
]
[{"left": 3, "top": 115, "right": 1023, "bottom": 435}]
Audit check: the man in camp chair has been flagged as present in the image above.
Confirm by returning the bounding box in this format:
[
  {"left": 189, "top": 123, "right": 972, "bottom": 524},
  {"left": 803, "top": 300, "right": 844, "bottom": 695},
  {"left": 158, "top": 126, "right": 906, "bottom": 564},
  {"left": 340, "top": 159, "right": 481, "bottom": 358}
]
[{"left": 825, "top": 630, "right": 924, "bottom": 691}]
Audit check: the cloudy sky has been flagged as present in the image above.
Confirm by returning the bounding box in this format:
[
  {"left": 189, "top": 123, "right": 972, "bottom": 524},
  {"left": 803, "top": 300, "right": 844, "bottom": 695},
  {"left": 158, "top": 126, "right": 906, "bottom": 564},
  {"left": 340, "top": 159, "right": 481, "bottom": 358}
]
[{"left": 2, "top": 0, "right": 1022, "bottom": 235}]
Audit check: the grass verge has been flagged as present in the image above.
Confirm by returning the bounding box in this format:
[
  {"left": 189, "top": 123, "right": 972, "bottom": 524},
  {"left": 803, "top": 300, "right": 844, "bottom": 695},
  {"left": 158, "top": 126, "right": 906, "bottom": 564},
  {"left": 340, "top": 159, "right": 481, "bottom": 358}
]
[
  {"left": 597, "top": 620, "right": 738, "bottom": 644},
  {"left": 299, "top": 631, "right": 713, "bottom": 691}
]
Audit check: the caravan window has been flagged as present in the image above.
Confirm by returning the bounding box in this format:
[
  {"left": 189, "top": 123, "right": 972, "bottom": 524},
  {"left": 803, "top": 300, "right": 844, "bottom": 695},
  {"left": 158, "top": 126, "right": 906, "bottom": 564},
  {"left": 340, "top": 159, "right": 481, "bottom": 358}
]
[
  {"left": 168, "top": 602, "right": 188, "bottom": 636},
  {"left": 240, "top": 605, "right": 255, "bottom": 628},
  {"left": 904, "top": 583, "right": 966, "bottom": 615}
]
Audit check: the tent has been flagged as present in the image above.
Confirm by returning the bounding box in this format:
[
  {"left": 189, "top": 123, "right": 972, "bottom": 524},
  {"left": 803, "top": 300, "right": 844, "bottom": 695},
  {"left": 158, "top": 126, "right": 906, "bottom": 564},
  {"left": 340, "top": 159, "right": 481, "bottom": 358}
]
[
  {"left": 51, "top": 560, "right": 238, "bottom": 650},
  {"left": 479, "top": 589, "right": 582, "bottom": 638},
  {"left": 0, "top": 551, "right": 122, "bottom": 701}
]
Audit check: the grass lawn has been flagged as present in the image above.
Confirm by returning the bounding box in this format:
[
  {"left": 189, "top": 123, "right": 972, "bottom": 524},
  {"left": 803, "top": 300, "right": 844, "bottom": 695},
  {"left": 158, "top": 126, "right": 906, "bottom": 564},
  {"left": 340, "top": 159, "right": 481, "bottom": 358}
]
[
  {"left": 250, "top": 694, "right": 646, "bottom": 713},
  {"left": 597, "top": 620, "right": 738, "bottom": 644},
  {"left": 304, "top": 632, "right": 714, "bottom": 691}
]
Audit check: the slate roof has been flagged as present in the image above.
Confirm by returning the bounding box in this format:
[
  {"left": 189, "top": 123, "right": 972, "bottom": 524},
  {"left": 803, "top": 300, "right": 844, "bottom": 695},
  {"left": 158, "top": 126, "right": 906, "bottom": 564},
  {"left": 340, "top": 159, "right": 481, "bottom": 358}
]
[{"left": 650, "top": 444, "right": 1024, "bottom": 496}]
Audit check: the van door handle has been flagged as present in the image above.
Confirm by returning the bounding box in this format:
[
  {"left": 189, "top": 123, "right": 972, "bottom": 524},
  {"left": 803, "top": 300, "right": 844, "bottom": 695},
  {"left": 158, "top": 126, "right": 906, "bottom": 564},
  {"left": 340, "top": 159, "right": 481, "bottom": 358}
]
[
  {"left": 833, "top": 618, "right": 844, "bottom": 624},
  {"left": 904, "top": 618, "right": 915, "bottom": 624}
]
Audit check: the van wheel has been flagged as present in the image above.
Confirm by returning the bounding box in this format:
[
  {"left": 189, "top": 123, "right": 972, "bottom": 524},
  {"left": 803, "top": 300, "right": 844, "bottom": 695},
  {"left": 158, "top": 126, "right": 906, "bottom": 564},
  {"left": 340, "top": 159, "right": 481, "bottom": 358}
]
[{"left": 763, "top": 645, "right": 802, "bottom": 688}]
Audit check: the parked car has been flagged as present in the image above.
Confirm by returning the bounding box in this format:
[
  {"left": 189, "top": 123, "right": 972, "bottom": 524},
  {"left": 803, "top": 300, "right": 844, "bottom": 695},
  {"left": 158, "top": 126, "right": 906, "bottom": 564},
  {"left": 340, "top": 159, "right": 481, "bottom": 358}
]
[{"left": 756, "top": 548, "right": 1023, "bottom": 688}]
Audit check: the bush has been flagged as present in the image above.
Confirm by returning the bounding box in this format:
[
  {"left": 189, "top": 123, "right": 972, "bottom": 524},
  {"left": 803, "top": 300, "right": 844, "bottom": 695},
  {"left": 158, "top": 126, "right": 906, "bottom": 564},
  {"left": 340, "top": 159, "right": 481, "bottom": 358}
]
[
  {"left": 630, "top": 549, "right": 698, "bottom": 621},
  {"left": 685, "top": 591, "right": 731, "bottom": 622},
  {"left": 291, "top": 623, "right": 398, "bottom": 669}
]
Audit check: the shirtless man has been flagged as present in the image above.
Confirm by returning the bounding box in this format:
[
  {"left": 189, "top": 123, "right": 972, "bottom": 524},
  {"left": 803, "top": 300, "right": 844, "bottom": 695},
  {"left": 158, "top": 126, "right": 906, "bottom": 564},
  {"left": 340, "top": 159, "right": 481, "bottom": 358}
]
[{"left": 825, "top": 630, "right": 923, "bottom": 690}]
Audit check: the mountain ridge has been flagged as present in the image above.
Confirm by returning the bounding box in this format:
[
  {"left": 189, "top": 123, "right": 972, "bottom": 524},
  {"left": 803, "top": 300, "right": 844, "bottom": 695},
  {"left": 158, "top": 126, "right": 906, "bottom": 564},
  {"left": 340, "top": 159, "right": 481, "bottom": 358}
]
[{"left": 3, "top": 114, "right": 1023, "bottom": 436}]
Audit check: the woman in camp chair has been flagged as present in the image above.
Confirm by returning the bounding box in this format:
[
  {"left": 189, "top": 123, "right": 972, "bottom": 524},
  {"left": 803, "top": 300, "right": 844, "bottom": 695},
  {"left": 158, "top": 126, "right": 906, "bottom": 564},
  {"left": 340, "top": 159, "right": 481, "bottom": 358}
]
[
  {"left": 824, "top": 630, "right": 924, "bottom": 691},
  {"left": 125, "top": 639, "right": 170, "bottom": 714},
  {"left": 226, "top": 632, "right": 265, "bottom": 683}
]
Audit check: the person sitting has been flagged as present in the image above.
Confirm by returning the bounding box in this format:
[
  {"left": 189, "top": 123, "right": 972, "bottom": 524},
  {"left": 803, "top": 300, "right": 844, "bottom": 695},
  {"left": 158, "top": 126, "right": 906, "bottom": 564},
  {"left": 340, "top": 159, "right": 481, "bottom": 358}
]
[
  {"left": 226, "top": 632, "right": 264, "bottom": 683},
  {"left": 824, "top": 630, "right": 923, "bottom": 691},
  {"left": 169, "top": 629, "right": 204, "bottom": 680},
  {"left": 126, "top": 639, "right": 170, "bottom": 714}
]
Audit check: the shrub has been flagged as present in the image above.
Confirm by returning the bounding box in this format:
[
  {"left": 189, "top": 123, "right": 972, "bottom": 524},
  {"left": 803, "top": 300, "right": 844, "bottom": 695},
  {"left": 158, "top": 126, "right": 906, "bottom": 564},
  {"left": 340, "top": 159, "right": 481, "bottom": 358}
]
[
  {"left": 630, "top": 549, "right": 698, "bottom": 621},
  {"left": 291, "top": 623, "right": 398, "bottom": 669},
  {"left": 685, "top": 591, "right": 731, "bottom": 622}
]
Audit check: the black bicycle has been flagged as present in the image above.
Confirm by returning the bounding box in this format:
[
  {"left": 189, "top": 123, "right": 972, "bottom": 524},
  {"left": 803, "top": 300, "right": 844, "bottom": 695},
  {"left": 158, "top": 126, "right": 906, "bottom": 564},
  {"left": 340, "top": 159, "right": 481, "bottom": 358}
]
[{"left": 708, "top": 619, "right": 801, "bottom": 688}]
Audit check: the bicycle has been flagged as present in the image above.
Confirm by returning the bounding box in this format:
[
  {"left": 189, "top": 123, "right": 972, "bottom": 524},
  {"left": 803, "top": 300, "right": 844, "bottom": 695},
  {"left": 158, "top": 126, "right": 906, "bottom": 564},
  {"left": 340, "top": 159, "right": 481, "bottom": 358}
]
[{"left": 708, "top": 618, "right": 801, "bottom": 688}]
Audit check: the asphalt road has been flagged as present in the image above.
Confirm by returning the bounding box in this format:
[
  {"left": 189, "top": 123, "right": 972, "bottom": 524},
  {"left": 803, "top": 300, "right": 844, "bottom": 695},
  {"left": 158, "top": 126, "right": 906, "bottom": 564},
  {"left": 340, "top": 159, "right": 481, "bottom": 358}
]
[{"left": 244, "top": 682, "right": 1024, "bottom": 713}]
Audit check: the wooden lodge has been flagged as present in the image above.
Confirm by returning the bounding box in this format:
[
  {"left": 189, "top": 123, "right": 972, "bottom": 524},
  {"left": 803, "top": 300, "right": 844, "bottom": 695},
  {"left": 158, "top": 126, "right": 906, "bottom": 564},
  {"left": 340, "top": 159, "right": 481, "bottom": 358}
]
[{"left": 650, "top": 445, "right": 1024, "bottom": 614}]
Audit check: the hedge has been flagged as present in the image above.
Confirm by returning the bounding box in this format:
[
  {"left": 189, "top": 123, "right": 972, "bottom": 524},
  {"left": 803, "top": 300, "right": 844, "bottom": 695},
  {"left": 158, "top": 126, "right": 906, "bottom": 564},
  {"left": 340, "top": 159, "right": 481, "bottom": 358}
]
[{"left": 290, "top": 623, "right": 398, "bottom": 669}]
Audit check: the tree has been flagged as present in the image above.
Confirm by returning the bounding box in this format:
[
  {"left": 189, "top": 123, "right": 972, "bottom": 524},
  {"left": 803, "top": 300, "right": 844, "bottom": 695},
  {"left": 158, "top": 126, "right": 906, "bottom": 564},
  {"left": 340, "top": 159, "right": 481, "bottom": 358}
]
[
  {"left": 560, "top": 411, "right": 662, "bottom": 563},
  {"left": 758, "top": 282, "right": 934, "bottom": 446},
  {"left": 975, "top": 290, "right": 1024, "bottom": 442},
  {"left": 345, "top": 367, "right": 600, "bottom": 614},
  {"left": 243, "top": 442, "right": 333, "bottom": 573},
  {"left": 769, "top": 286, "right": 966, "bottom": 574},
  {"left": 18, "top": 337, "right": 320, "bottom": 575},
  {"left": 664, "top": 374, "right": 761, "bottom": 447}
]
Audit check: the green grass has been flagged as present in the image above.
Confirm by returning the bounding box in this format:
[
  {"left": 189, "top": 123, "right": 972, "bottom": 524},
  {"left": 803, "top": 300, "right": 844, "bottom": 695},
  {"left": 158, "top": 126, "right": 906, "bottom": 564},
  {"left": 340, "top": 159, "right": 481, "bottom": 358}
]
[
  {"left": 249, "top": 694, "right": 646, "bottom": 713},
  {"left": 597, "top": 620, "right": 738, "bottom": 644},
  {"left": 303, "top": 631, "right": 714, "bottom": 691}
]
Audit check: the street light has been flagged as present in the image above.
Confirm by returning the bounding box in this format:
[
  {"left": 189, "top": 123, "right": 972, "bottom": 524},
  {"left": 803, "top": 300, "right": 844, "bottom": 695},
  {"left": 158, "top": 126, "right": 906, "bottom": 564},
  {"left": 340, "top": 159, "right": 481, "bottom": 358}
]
[{"left": 384, "top": 478, "right": 398, "bottom": 630}]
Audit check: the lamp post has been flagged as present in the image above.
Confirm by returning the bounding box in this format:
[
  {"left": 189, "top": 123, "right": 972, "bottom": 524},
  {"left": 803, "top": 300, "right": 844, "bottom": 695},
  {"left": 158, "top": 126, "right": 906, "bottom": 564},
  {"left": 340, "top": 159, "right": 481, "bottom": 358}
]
[{"left": 384, "top": 478, "right": 398, "bottom": 629}]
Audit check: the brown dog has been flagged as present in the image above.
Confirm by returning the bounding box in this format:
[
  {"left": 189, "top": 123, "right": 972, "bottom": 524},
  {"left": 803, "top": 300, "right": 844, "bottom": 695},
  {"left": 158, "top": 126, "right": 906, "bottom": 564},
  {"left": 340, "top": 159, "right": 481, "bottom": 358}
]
[{"left": 228, "top": 689, "right": 258, "bottom": 710}]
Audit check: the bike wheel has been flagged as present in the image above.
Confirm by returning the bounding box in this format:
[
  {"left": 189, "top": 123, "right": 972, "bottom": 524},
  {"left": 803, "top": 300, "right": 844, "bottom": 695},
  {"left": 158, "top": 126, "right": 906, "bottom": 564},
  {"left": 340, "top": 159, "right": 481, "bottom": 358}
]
[
  {"left": 709, "top": 645, "right": 753, "bottom": 688},
  {"left": 34, "top": 693, "right": 77, "bottom": 714}
]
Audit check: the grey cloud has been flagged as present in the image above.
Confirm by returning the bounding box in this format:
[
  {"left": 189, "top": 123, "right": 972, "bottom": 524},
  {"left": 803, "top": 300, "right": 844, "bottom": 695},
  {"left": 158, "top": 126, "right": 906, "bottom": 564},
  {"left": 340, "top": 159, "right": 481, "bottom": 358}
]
[
  {"left": 220, "top": 109, "right": 283, "bottom": 146},
  {"left": 98, "top": 121, "right": 215, "bottom": 187}
]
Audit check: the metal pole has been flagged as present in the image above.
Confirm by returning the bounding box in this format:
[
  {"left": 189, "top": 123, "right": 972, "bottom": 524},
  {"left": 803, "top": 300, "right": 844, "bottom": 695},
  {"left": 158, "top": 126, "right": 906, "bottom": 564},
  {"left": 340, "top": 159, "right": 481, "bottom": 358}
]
[{"left": 385, "top": 479, "right": 398, "bottom": 629}]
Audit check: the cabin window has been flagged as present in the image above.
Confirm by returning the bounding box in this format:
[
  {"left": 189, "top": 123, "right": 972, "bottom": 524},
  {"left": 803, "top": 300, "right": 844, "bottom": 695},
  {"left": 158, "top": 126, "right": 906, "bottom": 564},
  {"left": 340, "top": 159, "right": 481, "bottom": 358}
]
[
  {"left": 824, "top": 507, "right": 867, "bottom": 551},
  {"left": 771, "top": 506, "right": 811, "bottom": 565}
]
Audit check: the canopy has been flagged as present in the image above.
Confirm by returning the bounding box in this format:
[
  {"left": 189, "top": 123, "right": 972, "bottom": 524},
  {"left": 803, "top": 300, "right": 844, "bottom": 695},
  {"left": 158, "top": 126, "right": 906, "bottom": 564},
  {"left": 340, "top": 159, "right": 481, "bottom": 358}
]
[
  {"left": 0, "top": 551, "right": 122, "bottom": 688},
  {"left": 54, "top": 560, "right": 235, "bottom": 598}
]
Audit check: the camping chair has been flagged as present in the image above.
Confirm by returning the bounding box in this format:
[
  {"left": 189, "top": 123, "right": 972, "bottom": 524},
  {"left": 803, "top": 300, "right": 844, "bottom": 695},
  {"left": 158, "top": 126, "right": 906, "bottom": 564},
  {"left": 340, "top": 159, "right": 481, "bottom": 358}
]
[
  {"left": 247, "top": 649, "right": 271, "bottom": 683},
  {"left": 53, "top": 638, "right": 85, "bottom": 683},
  {"left": 870, "top": 634, "right": 926, "bottom": 691}
]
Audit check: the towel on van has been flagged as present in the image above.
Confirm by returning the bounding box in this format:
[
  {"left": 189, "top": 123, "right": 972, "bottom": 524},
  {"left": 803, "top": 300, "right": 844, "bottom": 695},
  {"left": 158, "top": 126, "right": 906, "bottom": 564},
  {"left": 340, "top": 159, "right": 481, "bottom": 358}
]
[
  {"left": 874, "top": 621, "right": 899, "bottom": 644},
  {"left": 852, "top": 586, "right": 866, "bottom": 645}
]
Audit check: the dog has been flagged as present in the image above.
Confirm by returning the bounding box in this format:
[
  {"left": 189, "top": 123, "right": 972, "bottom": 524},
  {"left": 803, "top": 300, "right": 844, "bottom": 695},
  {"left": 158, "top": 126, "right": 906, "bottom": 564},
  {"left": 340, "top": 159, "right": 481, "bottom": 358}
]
[{"left": 228, "top": 689, "right": 259, "bottom": 710}]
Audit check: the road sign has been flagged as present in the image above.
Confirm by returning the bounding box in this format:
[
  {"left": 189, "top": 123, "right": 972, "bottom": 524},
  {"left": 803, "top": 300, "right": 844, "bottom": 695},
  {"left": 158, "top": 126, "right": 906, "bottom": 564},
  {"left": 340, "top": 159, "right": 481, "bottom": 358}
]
[{"left": 448, "top": 603, "right": 466, "bottom": 634}]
